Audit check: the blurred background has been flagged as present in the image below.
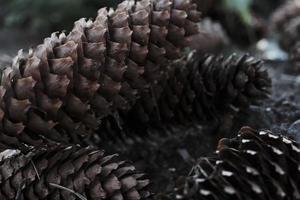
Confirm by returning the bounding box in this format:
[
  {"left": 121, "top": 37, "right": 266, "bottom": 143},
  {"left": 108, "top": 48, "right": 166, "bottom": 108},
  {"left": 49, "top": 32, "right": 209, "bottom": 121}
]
[
  {"left": 0, "top": 0, "right": 288, "bottom": 62},
  {"left": 0, "top": 0, "right": 122, "bottom": 55},
  {"left": 0, "top": 0, "right": 123, "bottom": 34}
]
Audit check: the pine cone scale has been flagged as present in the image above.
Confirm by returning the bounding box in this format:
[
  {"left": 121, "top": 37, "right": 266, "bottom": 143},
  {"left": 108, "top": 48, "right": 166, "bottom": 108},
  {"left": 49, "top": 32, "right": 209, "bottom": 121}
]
[
  {"left": 172, "top": 127, "right": 300, "bottom": 200},
  {"left": 128, "top": 53, "right": 270, "bottom": 128},
  {"left": 0, "top": 146, "right": 151, "bottom": 199},
  {"left": 0, "top": 0, "right": 201, "bottom": 147}
]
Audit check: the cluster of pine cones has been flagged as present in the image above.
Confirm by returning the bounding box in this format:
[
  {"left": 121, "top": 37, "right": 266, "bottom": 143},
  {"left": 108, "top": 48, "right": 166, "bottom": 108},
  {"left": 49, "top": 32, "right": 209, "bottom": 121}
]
[{"left": 2, "top": 0, "right": 300, "bottom": 199}]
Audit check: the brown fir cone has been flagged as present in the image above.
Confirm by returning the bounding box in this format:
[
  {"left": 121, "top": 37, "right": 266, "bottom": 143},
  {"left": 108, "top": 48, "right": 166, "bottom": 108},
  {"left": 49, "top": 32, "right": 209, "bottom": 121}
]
[
  {"left": 172, "top": 127, "right": 300, "bottom": 200},
  {"left": 278, "top": 16, "right": 300, "bottom": 51},
  {"left": 126, "top": 53, "right": 271, "bottom": 128},
  {"left": 271, "top": 1, "right": 300, "bottom": 51},
  {"left": 271, "top": 0, "right": 300, "bottom": 32},
  {"left": 0, "top": 145, "right": 151, "bottom": 200},
  {"left": 0, "top": 0, "right": 201, "bottom": 148}
]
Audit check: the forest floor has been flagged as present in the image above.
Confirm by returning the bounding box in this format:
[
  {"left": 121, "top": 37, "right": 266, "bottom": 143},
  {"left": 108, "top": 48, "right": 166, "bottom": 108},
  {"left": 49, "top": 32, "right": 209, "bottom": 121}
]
[{"left": 1, "top": 30, "right": 300, "bottom": 194}]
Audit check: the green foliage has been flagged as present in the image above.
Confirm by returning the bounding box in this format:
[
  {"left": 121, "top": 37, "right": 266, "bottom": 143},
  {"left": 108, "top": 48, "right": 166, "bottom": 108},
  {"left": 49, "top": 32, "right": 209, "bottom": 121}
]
[{"left": 1, "top": 0, "right": 121, "bottom": 33}]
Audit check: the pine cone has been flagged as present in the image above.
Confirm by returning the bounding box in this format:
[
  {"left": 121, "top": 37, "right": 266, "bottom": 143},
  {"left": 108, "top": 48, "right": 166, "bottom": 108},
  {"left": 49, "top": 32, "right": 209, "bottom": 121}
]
[
  {"left": 174, "top": 127, "right": 300, "bottom": 200},
  {"left": 0, "top": 145, "right": 151, "bottom": 200},
  {"left": 271, "top": 1, "right": 300, "bottom": 32},
  {"left": 125, "top": 53, "right": 271, "bottom": 128},
  {"left": 0, "top": 0, "right": 201, "bottom": 148},
  {"left": 271, "top": 1, "right": 300, "bottom": 51},
  {"left": 279, "top": 16, "right": 300, "bottom": 51}
]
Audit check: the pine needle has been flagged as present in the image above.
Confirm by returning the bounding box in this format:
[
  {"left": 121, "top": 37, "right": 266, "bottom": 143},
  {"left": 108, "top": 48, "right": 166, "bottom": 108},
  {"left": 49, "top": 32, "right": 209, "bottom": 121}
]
[
  {"left": 30, "top": 160, "right": 40, "bottom": 180},
  {"left": 49, "top": 183, "right": 87, "bottom": 200}
]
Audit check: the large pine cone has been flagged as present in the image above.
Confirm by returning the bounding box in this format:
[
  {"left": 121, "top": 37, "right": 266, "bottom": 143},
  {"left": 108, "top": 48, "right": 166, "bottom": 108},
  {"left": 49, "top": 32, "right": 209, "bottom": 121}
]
[
  {"left": 174, "top": 127, "right": 300, "bottom": 200},
  {"left": 125, "top": 53, "right": 271, "bottom": 129},
  {"left": 0, "top": 0, "right": 201, "bottom": 148},
  {"left": 0, "top": 145, "right": 151, "bottom": 200}
]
